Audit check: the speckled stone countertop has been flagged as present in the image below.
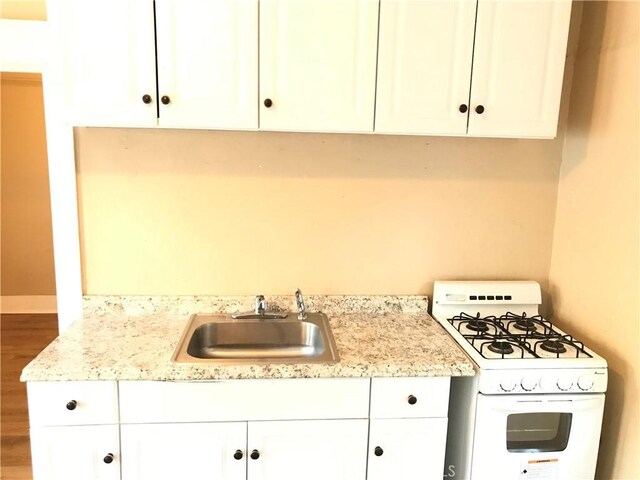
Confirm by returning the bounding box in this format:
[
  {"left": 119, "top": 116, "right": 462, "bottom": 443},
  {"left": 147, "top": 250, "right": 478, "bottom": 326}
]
[{"left": 21, "top": 295, "right": 475, "bottom": 382}]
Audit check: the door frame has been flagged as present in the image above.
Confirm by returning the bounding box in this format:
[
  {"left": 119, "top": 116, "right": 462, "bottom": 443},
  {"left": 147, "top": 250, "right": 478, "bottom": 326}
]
[{"left": 1, "top": 18, "right": 83, "bottom": 332}]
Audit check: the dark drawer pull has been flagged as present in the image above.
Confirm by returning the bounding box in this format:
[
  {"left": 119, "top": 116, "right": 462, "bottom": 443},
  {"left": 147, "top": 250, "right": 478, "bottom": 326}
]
[
  {"left": 66, "top": 400, "right": 77, "bottom": 411},
  {"left": 407, "top": 395, "right": 417, "bottom": 405}
]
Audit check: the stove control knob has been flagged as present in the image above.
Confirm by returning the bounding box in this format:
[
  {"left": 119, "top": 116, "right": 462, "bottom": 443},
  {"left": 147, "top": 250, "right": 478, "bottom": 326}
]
[
  {"left": 499, "top": 379, "right": 516, "bottom": 392},
  {"left": 557, "top": 377, "right": 574, "bottom": 391},
  {"left": 520, "top": 377, "right": 538, "bottom": 392},
  {"left": 577, "top": 376, "right": 594, "bottom": 391}
]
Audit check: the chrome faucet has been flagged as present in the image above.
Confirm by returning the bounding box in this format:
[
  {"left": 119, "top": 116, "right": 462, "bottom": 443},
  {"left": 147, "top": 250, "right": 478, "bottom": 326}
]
[
  {"left": 232, "top": 295, "right": 287, "bottom": 319},
  {"left": 295, "top": 289, "right": 307, "bottom": 320},
  {"left": 231, "top": 292, "right": 307, "bottom": 320}
]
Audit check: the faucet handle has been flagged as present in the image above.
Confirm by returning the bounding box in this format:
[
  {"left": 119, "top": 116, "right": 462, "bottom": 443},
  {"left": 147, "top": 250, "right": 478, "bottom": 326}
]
[
  {"left": 295, "top": 289, "right": 307, "bottom": 320},
  {"left": 254, "top": 295, "right": 267, "bottom": 315}
]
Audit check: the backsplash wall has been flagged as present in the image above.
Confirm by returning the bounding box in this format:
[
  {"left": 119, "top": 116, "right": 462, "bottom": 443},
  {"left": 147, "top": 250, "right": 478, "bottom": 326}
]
[{"left": 76, "top": 128, "right": 563, "bottom": 296}]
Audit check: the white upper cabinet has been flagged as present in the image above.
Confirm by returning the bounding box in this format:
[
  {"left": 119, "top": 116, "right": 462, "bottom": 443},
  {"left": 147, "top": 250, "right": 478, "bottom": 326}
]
[
  {"left": 51, "top": 0, "right": 157, "bottom": 127},
  {"left": 53, "top": 0, "right": 258, "bottom": 129},
  {"left": 155, "top": 0, "right": 258, "bottom": 129},
  {"left": 468, "top": 0, "right": 572, "bottom": 137},
  {"left": 51, "top": 0, "right": 571, "bottom": 137},
  {"left": 374, "top": 0, "right": 572, "bottom": 138},
  {"left": 259, "top": 0, "right": 379, "bottom": 133},
  {"left": 375, "top": 0, "right": 477, "bottom": 135}
]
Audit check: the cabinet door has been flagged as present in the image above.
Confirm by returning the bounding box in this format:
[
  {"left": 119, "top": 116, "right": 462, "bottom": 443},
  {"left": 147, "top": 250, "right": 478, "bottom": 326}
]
[
  {"left": 375, "top": 0, "right": 476, "bottom": 135},
  {"left": 248, "top": 419, "right": 368, "bottom": 480},
  {"left": 155, "top": 0, "right": 258, "bottom": 129},
  {"left": 50, "top": 0, "right": 157, "bottom": 127},
  {"left": 367, "top": 418, "right": 448, "bottom": 480},
  {"left": 30, "top": 425, "right": 120, "bottom": 480},
  {"left": 120, "top": 422, "right": 246, "bottom": 480},
  {"left": 260, "top": 0, "right": 378, "bottom": 133},
  {"left": 468, "top": 0, "right": 572, "bottom": 138}
]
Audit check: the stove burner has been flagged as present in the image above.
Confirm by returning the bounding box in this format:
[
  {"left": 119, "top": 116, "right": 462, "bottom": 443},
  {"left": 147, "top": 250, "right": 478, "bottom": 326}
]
[
  {"left": 465, "top": 320, "right": 490, "bottom": 333},
  {"left": 513, "top": 319, "right": 538, "bottom": 332},
  {"left": 540, "top": 339, "right": 567, "bottom": 354},
  {"left": 488, "top": 341, "right": 515, "bottom": 355}
]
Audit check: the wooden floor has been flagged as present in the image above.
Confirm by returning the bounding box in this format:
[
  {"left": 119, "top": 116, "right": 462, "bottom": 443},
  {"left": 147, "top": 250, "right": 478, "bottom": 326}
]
[{"left": 1, "top": 314, "right": 58, "bottom": 480}]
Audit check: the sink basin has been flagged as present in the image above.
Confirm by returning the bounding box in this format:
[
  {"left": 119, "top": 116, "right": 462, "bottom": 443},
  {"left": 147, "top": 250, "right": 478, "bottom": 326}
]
[{"left": 171, "top": 313, "right": 339, "bottom": 364}]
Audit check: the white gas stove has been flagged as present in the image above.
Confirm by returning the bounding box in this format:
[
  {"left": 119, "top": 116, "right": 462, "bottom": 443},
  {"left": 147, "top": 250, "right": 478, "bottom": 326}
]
[
  {"left": 432, "top": 281, "right": 607, "bottom": 395},
  {"left": 432, "top": 281, "right": 607, "bottom": 480}
]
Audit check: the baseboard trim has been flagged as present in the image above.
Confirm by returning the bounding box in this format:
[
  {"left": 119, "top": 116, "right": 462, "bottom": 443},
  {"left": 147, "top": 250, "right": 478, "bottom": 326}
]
[{"left": 0, "top": 295, "right": 57, "bottom": 314}]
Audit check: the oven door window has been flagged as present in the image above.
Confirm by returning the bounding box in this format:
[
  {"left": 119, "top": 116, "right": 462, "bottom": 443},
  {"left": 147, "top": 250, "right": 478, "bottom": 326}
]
[{"left": 506, "top": 412, "right": 572, "bottom": 453}]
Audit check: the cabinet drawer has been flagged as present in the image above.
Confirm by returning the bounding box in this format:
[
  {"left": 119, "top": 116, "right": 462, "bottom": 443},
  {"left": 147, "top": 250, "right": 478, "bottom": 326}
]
[
  {"left": 119, "top": 378, "right": 370, "bottom": 423},
  {"left": 27, "top": 381, "right": 119, "bottom": 427},
  {"left": 370, "top": 377, "right": 450, "bottom": 418}
]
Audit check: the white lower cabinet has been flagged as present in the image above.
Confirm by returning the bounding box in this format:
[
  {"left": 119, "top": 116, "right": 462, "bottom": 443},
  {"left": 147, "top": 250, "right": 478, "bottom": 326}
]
[
  {"left": 120, "top": 422, "right": 247, "bottom": 480},
  {"left": 28, "top": 377, "right": 451, "bottom": 479},
  {"left": 30, "top": 425, "right": 120, "bottom": 480},
  {"left": 367, "top": 418, "right": 448, "bottom": 480},
  {"left": 119, "top": 419, "right": 368, "bottom": 480},
  {"left": 248, "top": 419, "right": 369, "bottom": 480}
]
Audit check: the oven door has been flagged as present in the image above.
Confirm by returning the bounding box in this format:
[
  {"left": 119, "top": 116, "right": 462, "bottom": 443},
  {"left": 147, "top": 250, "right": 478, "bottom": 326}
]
[{"left": 470, "top": 393, "right": 604, "bottom": 480}]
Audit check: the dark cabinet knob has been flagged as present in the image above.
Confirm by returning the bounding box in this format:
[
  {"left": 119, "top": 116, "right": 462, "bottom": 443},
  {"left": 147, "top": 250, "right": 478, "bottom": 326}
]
[
  {"left": 459, "top": 104, "right": 468, "bottom": 113},
  {"left": 142, "top": 94, "right": 152, "bottom": 105},
  {"left": 263, "top": 98, "right": 273, "bottom": 108},
  {"left": 66, "top": 400, "right": 77, "bottom": 411},
  {"left": 250, "top": 449, "right": 260, "bottom": 460},
  {"left": 407, "top": 395, "right": 417, "bottom": 405},
  {"left": 161, "top": 95, "right": 171, "bottom": 105},
  {"left": 475, "top": 105, "right": 485, "bottom": 114},
  {"left": 103, "top": 453, "right": 114, "bottom": 464},
  {"left": 233, "top": 449, "right": 243, "bottom": 460},
  {"left": 374, "top": 446, "right": 384, "bottom": 457}
]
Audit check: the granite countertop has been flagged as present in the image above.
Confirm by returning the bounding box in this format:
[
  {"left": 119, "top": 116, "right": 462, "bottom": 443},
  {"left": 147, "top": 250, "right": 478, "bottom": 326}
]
[{"left": 21, "top": 295, "right": 475, "bottom": 382}]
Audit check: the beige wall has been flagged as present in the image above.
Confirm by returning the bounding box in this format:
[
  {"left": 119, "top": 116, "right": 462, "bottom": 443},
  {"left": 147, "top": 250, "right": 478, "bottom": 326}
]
[
  {"left": 0, "top": 0, "right": 46, "bottom": 20},
  {"left": 0, "top": 73, "right": 56, "bottom": 295},
  {"left": 76, "top": 129, "right": 563, "bottom": 295},
  {"left": 548, "top": 2, "right": 640, "bottom": 479}
]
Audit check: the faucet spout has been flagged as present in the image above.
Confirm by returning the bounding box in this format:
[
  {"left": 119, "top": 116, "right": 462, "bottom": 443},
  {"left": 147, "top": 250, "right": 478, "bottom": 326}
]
[{"left": 295, "top": 289, "right": 307, "bottom": 320}]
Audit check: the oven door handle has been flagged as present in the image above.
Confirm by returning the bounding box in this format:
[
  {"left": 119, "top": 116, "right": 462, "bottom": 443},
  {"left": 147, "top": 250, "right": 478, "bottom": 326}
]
[
  {"left": 520, "top": 399, "right": 603, "bottom": 413},
  {"left": 483, "top": 394, "right": 605, "bottom": 414}
]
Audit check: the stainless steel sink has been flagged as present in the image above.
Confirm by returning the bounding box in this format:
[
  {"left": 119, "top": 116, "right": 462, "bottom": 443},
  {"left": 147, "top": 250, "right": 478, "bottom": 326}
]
[{"left": 171, "top": 313, "right": 339, "bottom": 364}]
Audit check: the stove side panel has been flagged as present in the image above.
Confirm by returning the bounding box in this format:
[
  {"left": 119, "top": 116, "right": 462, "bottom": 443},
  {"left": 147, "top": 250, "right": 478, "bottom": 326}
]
[{"left": 445, "top": 374, "right": 479, "bottom": 480}]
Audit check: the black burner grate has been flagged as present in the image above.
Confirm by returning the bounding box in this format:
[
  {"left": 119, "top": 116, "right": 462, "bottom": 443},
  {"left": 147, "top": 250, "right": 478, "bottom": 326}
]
[
  {"left": 467, "top": 335, "right": 532, "bottom": 359},
  {"left": 532, "top": 334, "right": 590, "bottom": 358},
  {"left": 447, "top": 312, "right": 592, "bottom": 359},
  {"left": 450, "top": 312, "right": 501, "bottom": 336}
]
